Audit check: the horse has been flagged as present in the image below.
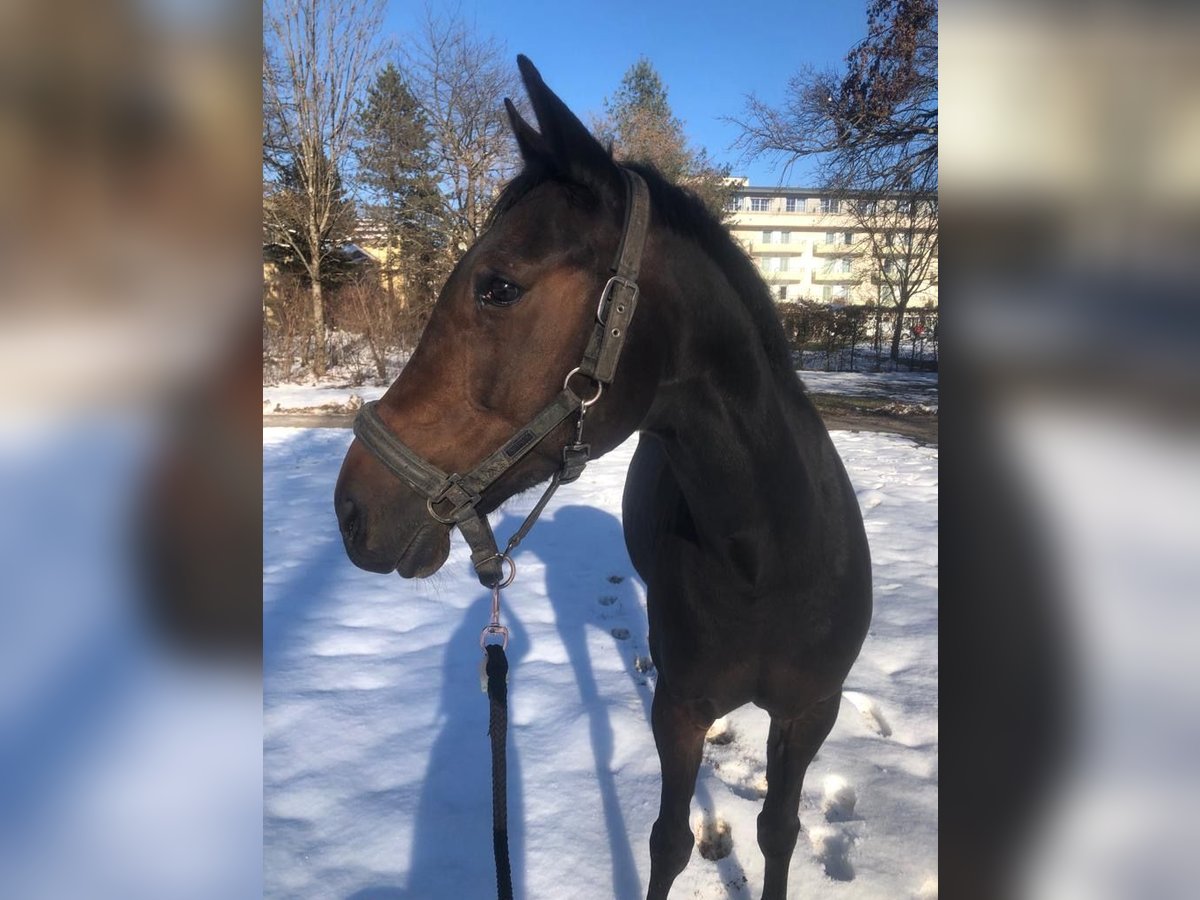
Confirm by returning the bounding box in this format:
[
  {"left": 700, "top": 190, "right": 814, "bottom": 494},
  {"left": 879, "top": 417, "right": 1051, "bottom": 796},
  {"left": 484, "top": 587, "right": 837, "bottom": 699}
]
[{"left": 334, "top": 56, "right": 872, "bottom": 900}]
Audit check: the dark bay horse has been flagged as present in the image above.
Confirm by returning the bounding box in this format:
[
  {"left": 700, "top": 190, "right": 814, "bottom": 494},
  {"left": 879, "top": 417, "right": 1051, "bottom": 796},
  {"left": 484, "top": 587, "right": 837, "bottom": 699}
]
[{"left": 335, "top": 56, "right": 871, "bottom": 900}]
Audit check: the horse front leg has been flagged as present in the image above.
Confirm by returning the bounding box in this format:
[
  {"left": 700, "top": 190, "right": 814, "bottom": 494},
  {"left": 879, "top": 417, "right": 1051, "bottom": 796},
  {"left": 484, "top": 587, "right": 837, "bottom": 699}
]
[
  {"left": 646, "top": 685, "right": 710, "bottom": 900},
  {"left": 758, "top": 692, "right": 842, "bottom": 900}
]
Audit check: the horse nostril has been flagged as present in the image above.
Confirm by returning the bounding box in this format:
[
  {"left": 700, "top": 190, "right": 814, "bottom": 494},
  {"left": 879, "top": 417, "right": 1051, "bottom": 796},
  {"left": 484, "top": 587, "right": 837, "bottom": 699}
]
[{"left": 337, "top": 497, "right": 360, "bottom": 541}]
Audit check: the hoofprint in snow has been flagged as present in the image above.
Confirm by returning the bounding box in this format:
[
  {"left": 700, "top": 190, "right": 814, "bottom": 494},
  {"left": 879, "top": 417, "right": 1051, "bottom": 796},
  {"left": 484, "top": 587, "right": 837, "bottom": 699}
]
[{"left": 264, "top": 429, "right": 937, "bottom": 899}]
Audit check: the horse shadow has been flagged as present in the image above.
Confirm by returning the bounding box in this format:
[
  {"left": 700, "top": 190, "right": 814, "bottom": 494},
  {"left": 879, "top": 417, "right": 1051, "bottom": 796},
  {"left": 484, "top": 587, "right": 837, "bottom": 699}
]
[
  {"left": 352, "top": 502, "right": 746, "bottom": 900},
  {"left": 511, "top": 503, "right": 651, "bottom": 899},
  {"left": 520, "top": 503, "right": 748, "bottom": 898}
]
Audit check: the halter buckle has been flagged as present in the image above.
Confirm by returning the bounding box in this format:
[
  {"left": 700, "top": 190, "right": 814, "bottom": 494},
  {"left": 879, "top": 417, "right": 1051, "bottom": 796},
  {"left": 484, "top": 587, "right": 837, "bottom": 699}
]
[
  {"left": 597, "top": 275, "right": 639, "bottom": 325},
  {"left": 426, "top": 474, "right": 481, "bottom": 524}
]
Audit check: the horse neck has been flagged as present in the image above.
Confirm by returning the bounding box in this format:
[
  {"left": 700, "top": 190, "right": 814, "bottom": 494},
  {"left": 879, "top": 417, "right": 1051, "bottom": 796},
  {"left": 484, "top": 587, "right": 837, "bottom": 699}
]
[{"left": 639, "top": 248, "right": 820, "bottom": 583}]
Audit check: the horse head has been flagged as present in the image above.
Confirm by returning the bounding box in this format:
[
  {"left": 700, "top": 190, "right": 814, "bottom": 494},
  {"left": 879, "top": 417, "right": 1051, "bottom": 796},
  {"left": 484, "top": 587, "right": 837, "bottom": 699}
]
[{"left": 335, "top": 57, "right": 661, "bottom": 579}]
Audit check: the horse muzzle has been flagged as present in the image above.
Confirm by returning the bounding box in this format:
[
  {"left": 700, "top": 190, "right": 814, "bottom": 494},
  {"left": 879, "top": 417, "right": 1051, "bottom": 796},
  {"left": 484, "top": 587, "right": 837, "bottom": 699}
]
[{"left": 335, "top": 452, "right": 452, "bottom": 579}]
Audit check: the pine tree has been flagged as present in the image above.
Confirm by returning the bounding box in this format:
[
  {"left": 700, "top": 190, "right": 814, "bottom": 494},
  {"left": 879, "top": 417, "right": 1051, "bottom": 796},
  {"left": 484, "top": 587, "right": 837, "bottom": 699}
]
[
  {"left": 356, "top": 63, "right": 444, "bottom": 316},
  {"left": 596, "top": 58, "right": 733, "bottom": 217},
  {"left": 264, "top": 149, "right": 356, "bottom": 282}
]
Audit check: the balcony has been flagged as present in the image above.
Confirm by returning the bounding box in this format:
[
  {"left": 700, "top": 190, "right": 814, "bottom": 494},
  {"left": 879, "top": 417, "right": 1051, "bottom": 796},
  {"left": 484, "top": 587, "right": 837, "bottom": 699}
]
[
  {"left": 746, "top": 240, "right": 808, "bottom": 254},
  {"left": 813, "top": 270, "right": 861, "bottom": 284},
  {"left": 813, "top": 241, "right": 866, "bottom": 257}
]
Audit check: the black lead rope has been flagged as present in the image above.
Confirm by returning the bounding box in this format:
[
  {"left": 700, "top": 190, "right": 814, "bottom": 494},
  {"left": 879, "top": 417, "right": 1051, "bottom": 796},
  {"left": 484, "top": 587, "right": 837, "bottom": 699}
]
[{"left": 485, "top": 643, "right": 513, "bottom": 900}]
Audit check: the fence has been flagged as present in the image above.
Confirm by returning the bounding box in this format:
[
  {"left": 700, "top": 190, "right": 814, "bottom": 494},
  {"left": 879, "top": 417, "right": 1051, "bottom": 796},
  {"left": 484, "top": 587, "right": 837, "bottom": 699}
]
[{"left": 775, "top": 303, "right": 938, "bottom": 372}]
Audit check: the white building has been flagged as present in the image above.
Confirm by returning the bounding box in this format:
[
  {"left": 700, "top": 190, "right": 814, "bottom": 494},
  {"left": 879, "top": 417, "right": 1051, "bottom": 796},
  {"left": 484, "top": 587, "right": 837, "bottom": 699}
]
[{"left": 725, "top": 180, "right": 938, "bottom": 308}]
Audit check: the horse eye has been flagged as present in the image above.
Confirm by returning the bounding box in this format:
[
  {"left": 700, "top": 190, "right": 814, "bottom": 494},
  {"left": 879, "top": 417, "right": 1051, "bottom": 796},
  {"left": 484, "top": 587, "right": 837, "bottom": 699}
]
[{"left": 477, "top": 275, "right": 524, "bottom": 308}]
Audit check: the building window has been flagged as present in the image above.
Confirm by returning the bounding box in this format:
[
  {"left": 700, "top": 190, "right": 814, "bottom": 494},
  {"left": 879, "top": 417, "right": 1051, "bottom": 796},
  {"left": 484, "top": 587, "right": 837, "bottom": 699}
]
[
  {"left": 750, "top": 197, "right": 772, "bottom": 212},
  {"left": 786, "top": 197, "right": 806, "bottom": 213},
  {"left": 780, "top": 231, "right": 790, "bottom": 244},
  {"left": 776, "top": 285, "right": 787, "bottom": 300},
  {"left": 821, "top": 286, "right": 832, "bottom": 302},
  {"left": 820, "top": 198, "right": 841, "bottom": 214},
  {"left": 725, "top": 196, "right": 742, "bottom": 212},
  {"left": 762, "top": 230, "right": 771, "bottom": 244},
  {"left": 766, "top": 256, "right": 784, "bottom": 273}
]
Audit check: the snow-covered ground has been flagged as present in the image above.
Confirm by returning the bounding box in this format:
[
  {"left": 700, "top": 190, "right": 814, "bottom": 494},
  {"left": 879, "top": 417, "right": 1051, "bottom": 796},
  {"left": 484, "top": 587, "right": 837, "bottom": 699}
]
[
  {"left": 264, "top": 428, "right": 938, "bottom": 899},
  {"left": 797, "top": 371, "right": 939, "bottom": 406},
  {"left": 264, "top": 371, "right": 938, "bottom": 413},
  {"left": 262, "top": 381, "right": 388, "bottom": 413}
]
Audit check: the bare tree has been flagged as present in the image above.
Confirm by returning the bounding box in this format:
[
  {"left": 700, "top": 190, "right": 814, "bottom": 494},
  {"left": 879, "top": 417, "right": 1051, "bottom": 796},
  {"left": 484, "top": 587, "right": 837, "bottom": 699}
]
[
  {"left": 735, "top": 0, "right": 938, "bottom": 362},
  {"left": 333, "top": 275, "right": 395, "bottom": 381},
  {"left": 402, "top": 8, "right": 520, "bottom": 257},
  {"left": 263, "top": 0, "right": 386, "bottom": 376},
  {"left": 846, "top": 193, "right": 937, "bottom": 362}
]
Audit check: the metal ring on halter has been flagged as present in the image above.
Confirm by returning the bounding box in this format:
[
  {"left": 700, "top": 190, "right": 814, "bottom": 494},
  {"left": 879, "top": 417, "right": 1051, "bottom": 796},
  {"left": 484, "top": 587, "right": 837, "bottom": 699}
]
[
  {"left": 563, "top": 367, "right": 603, "bottom": 407},
  {"left": 484, "top": 553, "right": 517, "bottom": 590},
  {"left": 480, "top": 623, "right": 509, "bottom": 650}
]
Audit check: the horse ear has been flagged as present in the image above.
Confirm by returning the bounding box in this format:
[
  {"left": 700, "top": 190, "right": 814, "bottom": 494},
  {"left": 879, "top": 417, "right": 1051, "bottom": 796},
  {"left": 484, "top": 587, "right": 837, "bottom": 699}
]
[
  {"left": 504, "top": 98, "right": 549, "bottom": 165},
  {"left": 516, "top": 55, "right": 619, "bottom": 189}
]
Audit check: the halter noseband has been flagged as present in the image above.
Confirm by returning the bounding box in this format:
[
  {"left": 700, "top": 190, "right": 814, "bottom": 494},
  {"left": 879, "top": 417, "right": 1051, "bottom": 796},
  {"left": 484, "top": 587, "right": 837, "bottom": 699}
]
[{"left": 352, "top": 168, "right": 650, "bottom": 588}]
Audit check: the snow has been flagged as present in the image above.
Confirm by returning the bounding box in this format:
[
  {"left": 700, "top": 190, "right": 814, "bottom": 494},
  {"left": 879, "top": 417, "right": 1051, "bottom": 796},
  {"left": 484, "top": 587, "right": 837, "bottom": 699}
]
[
  {"left": 262, "top": 370, "right": 939, "bottom": 413},
  {"left": 262, "top": 381, "right": 387, "bottom": 413},
  {"left": 0, "top": 419, "right": 261, "bottom": 900},
  {"left": 264, "top": 427, "right": 937, "bottom": 898},
  {"left": 797, "top": 371, "right": 940, "bottom": 406}
]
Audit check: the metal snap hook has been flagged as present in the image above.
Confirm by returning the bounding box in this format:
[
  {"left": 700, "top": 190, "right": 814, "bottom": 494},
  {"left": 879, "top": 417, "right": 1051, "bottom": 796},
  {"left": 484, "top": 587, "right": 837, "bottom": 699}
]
[{"left": 480, "top": 623, "right": 509, "bottom": 650}]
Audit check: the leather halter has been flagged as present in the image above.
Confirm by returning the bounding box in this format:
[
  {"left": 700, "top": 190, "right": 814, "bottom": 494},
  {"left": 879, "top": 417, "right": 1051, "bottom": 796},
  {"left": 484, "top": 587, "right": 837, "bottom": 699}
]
[{"left": 353, "top": 168, "right": 650, "bottom": 587}]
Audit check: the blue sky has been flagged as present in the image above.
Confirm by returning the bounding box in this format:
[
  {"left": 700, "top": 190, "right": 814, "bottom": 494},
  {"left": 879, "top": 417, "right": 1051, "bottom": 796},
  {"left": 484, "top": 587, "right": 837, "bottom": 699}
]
[{"left": 383, "top": 0, "right": 869, "bottom": 187}]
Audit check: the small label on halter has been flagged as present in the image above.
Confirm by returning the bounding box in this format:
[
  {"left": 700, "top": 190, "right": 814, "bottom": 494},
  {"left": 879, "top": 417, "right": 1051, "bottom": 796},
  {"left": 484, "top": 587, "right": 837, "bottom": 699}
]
[{"left": 502, "top": 430, "right": 535, "bottom": 459}]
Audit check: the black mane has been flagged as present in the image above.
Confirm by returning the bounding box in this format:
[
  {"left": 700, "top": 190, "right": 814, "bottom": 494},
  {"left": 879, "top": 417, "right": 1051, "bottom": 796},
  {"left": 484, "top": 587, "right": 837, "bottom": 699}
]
[{"left": 488, "top": 160, "right": 796, "bottom": 378}]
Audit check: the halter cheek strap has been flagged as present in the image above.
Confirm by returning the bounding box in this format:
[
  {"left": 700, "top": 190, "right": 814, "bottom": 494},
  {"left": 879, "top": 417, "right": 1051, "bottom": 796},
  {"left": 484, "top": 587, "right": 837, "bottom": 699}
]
[{"left": 352, "top": 168, "right": 650, "bottom": 588}]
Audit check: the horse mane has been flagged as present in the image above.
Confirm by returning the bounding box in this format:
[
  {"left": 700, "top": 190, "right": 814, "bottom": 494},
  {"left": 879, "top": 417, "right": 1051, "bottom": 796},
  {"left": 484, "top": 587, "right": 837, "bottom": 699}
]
[{"left": 488, "top": 160, "right": 797, "bottom": 380}]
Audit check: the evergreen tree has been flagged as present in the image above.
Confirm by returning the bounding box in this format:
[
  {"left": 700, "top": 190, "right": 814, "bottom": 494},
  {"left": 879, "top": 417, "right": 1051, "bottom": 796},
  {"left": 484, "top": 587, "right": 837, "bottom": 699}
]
[
  {"left": 263, "top": 147, "right": 357, "bottom": 287},
  {"left": 356, "top": 63, "right": 444, "bottom": 315},
  {"left": 596, "top": 58, "right": 734, "bottom": 218}
]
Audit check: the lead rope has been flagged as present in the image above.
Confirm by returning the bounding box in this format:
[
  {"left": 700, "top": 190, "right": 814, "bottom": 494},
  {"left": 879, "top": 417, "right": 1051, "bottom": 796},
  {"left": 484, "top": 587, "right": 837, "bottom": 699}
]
[
  {"left": 485, "top": 639, "right": 512, "bottom": 900},
  {"left": 479, "top": 393, "right": 596, "bottom": 900}
]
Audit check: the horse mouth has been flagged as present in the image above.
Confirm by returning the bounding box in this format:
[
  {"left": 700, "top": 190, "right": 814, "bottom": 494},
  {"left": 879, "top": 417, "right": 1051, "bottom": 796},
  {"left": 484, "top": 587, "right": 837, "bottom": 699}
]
[{"left": 394, "top": 524, "right": 451, "bottom": 579}]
